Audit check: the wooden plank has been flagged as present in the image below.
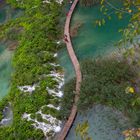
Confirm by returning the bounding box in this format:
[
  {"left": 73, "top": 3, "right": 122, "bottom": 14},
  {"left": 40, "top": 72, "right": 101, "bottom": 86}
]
[{"left": 58, "top": 0, "right": 82, "bottom": 139}]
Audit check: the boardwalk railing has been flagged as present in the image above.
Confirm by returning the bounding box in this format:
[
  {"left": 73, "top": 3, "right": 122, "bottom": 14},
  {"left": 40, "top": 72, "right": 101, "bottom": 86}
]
[{"left": 58, "top": 0, "right": 82, "bottom": 139}]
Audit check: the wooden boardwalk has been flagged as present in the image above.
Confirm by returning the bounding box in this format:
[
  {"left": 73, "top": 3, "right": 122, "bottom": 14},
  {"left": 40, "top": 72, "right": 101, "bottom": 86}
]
[{"left": 58, "top": 0, "right": 82, "bottom": 139}]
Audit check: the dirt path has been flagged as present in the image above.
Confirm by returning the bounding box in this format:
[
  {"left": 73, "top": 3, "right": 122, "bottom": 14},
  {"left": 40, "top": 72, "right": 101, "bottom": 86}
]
[{"left": 58, "top": 0, "right": 82, "bottom": 139}]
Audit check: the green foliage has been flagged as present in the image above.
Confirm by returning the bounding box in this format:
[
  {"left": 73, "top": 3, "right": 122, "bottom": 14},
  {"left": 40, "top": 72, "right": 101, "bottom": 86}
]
[
  {"left": 60, "top": 79, "right": 76, "bottom": 119},
  {"left": 0, "top": 112, "right": 3, "bottom": 121},
  {"left": 78, "top": 58, "right": 140, "bottom": 127},
  {"left": 99, "top": 0, "right": 140, "bottom": 46},
  {"left": 75, "top": 120, "right": 92, "bottom": 140},
  {"left": 36, "top": 114, "right": 43, "bottom": 122},
  {"left": 41, "top": 106, "right": 60, "bottom": 119},
  {"left": 0, "top": 0, "right": 64, "bottom": 139},
  {"left": 125, "top": 136, "right": 136, "bottom": 140}
]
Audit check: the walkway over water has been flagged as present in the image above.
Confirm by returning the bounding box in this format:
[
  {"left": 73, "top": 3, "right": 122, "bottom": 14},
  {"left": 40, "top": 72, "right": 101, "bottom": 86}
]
[
  {"left": 58, "top": 0, "right": 131, "bottom": 139},
  {"left": 58, "top": 0, "right": 82, "bottom": 139}
]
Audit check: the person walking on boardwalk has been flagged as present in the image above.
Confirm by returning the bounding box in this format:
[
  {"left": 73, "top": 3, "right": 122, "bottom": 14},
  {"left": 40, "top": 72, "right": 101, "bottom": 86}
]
[{"left": 64, "top": 34, "right": 69, "bottom": 42}]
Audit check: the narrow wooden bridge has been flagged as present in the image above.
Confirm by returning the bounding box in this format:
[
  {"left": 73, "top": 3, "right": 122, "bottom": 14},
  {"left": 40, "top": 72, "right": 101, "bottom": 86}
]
[{"left": 58, "top": 0, "right": 82, "bottom": 139}]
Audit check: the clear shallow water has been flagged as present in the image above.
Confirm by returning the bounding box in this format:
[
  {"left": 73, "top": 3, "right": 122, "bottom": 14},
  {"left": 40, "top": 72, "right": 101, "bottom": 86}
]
[
  {"left": 0, "top": 46, "right": 13, "bottom": 100},
  {"left": 0, "top": 5, "right": 6, "bottom": 23},
  {"left": 58, "top": 47, "right": 75, "bottom": 82},
  {"left": 58, "top": 0, "right": 130, "bottom": 81},
  {"left": 66, "top": 104, "right": 131, "bottom": 140},
  {"left": 0, "top": 4, "right": 23, "bottom": 23},
  {"left": 58, "top": 1, "right": 131, "bottom": 139},
  {"left": 0, "top": 4, "right": 21, "bottom": 100}
]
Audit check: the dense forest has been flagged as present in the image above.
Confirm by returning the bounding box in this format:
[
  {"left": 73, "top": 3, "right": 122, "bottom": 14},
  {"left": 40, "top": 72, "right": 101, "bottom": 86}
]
[{"left": 0, "top": 0, "right": 68, "bottom": 139}]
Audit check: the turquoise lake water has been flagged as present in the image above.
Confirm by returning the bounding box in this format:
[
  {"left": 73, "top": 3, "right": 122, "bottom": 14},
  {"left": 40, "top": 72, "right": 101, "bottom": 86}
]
[
  {"left": 0, "top": 4, "right": 22, "bottom": 23},
  {"left": 58, "top": 0, "right": 130, "bottom": 81},
  {"left": 0, "top": 5, "right": 6, "bottom": 23},
  {"left": 58, "top": 1, "right": 131, "bottom": 139},
  {"left": 0, "top": 45, "right": 13, "bottom": 100},
  {"left": 0, "top": 4, "right": 21, "bottom": 100},
  {"left": 66, "top": 104, "right": 131, "bottom": 140}
]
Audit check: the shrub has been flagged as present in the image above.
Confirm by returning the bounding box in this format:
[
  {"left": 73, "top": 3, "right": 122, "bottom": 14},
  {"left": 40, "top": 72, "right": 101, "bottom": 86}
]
[
  {"left": 60, "top": 79, "right": 76, "bottom": 119},
  {"left": 78, "top": 58, "right": 140, "bottom": 127}
]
